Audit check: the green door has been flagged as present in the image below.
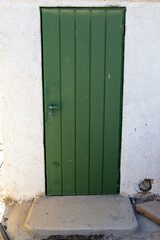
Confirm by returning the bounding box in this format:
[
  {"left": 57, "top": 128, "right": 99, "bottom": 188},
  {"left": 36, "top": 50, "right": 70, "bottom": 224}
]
[{"left": 41, "top": 7, "right": 125, "bottom": 196}]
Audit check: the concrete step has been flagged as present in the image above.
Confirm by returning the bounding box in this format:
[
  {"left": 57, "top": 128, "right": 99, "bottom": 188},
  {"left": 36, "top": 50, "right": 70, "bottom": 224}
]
[{"left": 25, "top": 195, "right": 138, "bottom": 238}]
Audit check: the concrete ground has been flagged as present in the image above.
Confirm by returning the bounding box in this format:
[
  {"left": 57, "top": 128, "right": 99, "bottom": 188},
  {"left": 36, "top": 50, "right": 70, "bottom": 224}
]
[{"left": 0, "top": 196, "right": 160, "bottom": 240}]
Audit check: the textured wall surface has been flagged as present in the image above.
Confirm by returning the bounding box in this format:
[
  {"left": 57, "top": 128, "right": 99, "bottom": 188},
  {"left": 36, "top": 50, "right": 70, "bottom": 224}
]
[
  {"left": 0, "top": 0, "right": 160, "bottom": 200},
  {"left": 120, "top": 3, "right": 160, "bottom": 195}
]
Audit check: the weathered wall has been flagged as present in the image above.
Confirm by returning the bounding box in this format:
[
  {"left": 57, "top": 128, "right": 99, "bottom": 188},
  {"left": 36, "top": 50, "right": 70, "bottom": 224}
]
[
  {"left": 121, "top": 3, "right": 160, "bottom": 195},
  {"left": 0, "top": 0, "right": 160, "bottom": 200}
]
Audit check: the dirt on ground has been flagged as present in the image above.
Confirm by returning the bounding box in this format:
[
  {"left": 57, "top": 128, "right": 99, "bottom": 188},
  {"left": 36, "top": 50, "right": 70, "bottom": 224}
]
[
  {"left": 130, "top": 194, "right": 160, "bottom": 206},
  {"left": 43, "top": 232, "right": 160, "bottom": 240},
  {"left": 43, "top": 236, "right": 120, "bottom": 240}
]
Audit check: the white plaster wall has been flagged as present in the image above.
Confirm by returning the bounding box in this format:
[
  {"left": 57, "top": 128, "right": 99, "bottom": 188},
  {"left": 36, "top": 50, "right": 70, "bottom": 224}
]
[
  {"left": 0, "top": 0, "right": 160, "bottom": 200},
  {"left": 0, "top": 1, "right": 45, "bottom": 200},
  {"left": 121, "top": 3, "right": 160, "bottom": 195}
]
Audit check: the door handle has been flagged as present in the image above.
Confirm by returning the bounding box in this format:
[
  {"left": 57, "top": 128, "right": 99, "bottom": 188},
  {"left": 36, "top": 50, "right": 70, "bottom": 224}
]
[
  {"left": 48, "top": 104, "right": 59, "bottom": 116},
  {"left": 48, "top": 104, "right": 59, "bottom": 110}
]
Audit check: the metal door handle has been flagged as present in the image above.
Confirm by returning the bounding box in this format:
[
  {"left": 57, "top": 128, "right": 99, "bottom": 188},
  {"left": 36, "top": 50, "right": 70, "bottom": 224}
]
[
  {"left": 48, "top": 104, "right": 60, "bottom": 116},
  {"left": 48, "top": 104, "right": 59, "bottom": 110}
]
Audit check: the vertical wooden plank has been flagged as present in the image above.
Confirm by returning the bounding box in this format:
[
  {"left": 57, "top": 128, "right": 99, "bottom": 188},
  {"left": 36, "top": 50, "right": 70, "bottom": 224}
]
[
  {"left": 89, "top": 10, "right": 105, "bottom": 194},
  {"left": 41, "top": 9, "right": 61, "bottom": 195},
  {"left": 60, "top": 10, "right": 75, "bottom": 195},
  {"left": 103, "top": 9, "right": 125, "bottom": 194},
  {"left": 76, "top": 10, "right": 90, "bottom": 194}
]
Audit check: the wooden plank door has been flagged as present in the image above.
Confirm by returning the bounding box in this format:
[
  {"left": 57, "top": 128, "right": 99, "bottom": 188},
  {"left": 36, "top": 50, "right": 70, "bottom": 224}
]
[{"left": 41, "top": 8, "right": 125, "bottom": 195}]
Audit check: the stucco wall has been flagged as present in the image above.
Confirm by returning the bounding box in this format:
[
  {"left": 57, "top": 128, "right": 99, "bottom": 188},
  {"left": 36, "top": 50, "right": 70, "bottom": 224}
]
[{"left": 0, "top": 0, "right": 160, "bottom": 200}]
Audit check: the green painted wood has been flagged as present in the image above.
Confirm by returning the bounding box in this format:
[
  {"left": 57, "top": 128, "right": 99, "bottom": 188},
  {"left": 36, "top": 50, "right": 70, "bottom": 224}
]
[
  {"left": 89, "top": 10, "right": 105, "bottom": 194},
  {"left": 75, "top": 10, "right": 90, "bottom": 194},
  {"left": 41, "top": 9, "right": 62, "bottom": 195},
  {"left": 103, "top": 9, "right": 125, "bottom": 194},
  {"left": 60, "top": 10, "right": 76, "bottom": 195},
  {"left": 41, "top": 8, "right": 125, "bottom": 196}
]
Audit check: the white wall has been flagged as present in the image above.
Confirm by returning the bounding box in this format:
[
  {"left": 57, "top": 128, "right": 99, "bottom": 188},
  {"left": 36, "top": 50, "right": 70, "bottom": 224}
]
[{"left": 0, "top": 0, "right": 160, "bottom": 200}]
